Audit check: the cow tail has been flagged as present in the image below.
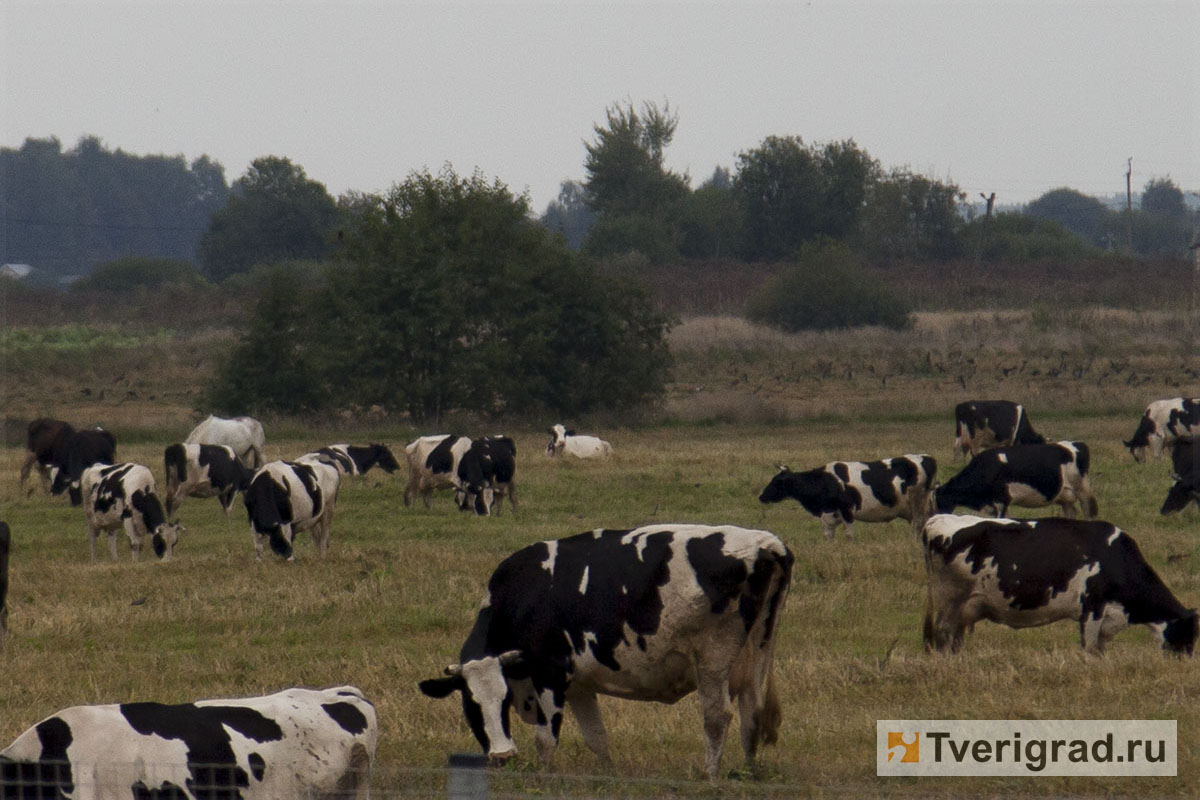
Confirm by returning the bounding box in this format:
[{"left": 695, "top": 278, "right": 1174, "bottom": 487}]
[{"left": 760, "top": 669, "right": 782, "bottom": 746}]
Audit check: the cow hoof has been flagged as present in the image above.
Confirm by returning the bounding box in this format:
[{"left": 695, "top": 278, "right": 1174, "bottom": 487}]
[{"left": 488, "top": 751, "right": 516, "bottom": 768}]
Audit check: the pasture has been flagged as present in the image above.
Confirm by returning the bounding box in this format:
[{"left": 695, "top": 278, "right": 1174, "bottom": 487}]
[
  {"left": 3, "top": 309, "right": 1200, "bottom": 797},
  {"left": 1, "top": 415, "right": 1199, "bottom": 797}
]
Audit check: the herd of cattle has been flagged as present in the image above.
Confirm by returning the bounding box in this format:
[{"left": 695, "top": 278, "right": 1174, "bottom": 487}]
[{"left": 2, "top": 398, "right": 1199, "bottom": 794}]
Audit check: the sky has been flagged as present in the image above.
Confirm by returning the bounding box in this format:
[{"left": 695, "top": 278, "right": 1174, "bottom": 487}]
[{"left": 3, "top": 1, "right": 1197, "bottom": 214}]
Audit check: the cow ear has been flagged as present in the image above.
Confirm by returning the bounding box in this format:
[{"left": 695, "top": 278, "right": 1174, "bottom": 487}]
[
  {"left": 418, "top": 676, "right": 464, "bottom": 698},
  {"left": 498, "top": 650, "right": 530, "bottom": 679}
]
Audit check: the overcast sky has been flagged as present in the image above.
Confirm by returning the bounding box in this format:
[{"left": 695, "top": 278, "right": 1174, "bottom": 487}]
[{"left": 4, "top": 1, "right": 1197, "bottom": 213}]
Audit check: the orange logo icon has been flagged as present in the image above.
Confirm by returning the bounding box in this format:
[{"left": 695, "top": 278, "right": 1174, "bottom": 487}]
[{"left": 887, "top": 732, "right": 919, "bottom": 763}]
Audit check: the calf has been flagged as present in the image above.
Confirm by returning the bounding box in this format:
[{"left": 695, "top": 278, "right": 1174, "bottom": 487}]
[
  {"left": 186, "top": 414, "right": 266, "bottom": 469},
  {"left": 932, "top": 441, "right": 1098, "bottom": 519},
  {"left": 546, "top": 424, "right": 612, "bottom": 459},
  {"left": 0, "top": 685, "right": 378, "bottom": 799},
  {"left": 243, "top": 460, "right": 341, "bottom": 560},
  {"left": 164, "top": 442, "right": 254, "bottom": 517},
  {"left": 1124, "top": 397, "right": 1200, "bottom": 462},
  {"left": 49, "top": 427, "right": 118, "bottom": 506},
  {"left": 0, "top": 521, "right": 9, "bottom": 649},
  {"left": 19, "top": 417, "right": 73, "bottom": 495},
  {"left": 952, "top": 400, "right": 1045, "bottom": 460},
  {"left": 1159, "top": 438, "right": 1200, "bottom": 514},
  {"left": 923, "top": 514, "right": 1198, "bottom": 654},
  {"left": 758, "top": 455, "right": 937, "bottom": 538},
  {"left": 81, "top": 463, "right": 185, "bottom": 561},
  {"left": 419, "top": 524, "right": 792, "bottom": 778},
  {"left": 298, "top": 443, "right": 401, "bottom": 477}
]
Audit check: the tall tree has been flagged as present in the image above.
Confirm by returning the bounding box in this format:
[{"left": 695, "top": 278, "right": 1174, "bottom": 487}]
[
  {"left": 581, "top": 100, "right": 689, "bottom": 262},
  {"left": 1025, "top": 187, "right": 1110, "bottom": 247},
  {"left": 198, "top": 156, "right": 337, "bottom": 281},
  {"left": 1141, "top": 177, "right": 1187, "bottom": 220},
  {"left": 858, "top": 169, "right": 965, "bottom": 262},
  {"left": 539, "top": 179, "right": 595, "bottom": 250}
]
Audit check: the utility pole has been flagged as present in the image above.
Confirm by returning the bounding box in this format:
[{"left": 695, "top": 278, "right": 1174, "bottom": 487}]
[{"left": 1125, "top": 157, "right": 1134, "bottom": 251}]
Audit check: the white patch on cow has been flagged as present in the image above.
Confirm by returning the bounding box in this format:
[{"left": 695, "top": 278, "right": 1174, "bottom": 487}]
[
  {"left": 541, "top": 541, "right": 558, "bottom": 573},
  {"left": 461, "top": 656, "right": 518, "bottom": 758},
  {"left": 1107, "top": 529, "right": 1122, "bottom": 546},
  {"left": 578, "top": 565, "right": 589, "bottom": 595},
  {"left": 997, "top": 452, "right": 1008, "bottom": 464}
]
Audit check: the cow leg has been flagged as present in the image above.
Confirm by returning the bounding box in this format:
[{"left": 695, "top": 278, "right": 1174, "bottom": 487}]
[
  {"left": 696, "top": 665, "right": 734, "bottom": 779},
  {"left": 818, "top": 512, "right": 839, "bottom": 539},
  {"left": 568, "top": 691, "right": 611, "bottom": 766},
  {"left": 88, "top": 524, "right": 100, "bottom": 563},
  {"left": 123, "top": 516, "right": 142, "bottom": 561},
  {"left": 252, "top": 530, "right": 267, "bottom": 562},
  {"left": 18, "top": 452, "right": 36, "bottom": 494}
]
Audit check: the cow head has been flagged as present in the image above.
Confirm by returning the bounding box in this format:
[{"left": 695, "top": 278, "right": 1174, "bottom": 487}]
[
  {"left": 151, "top": 522, "right": 186, "bottom": 560},
  {"left": 757, "top": 466, "right": 793, "bottom": 504},
  {"left": 419, "top": 650, "right": 528, "bottom": 764},
  {"left": 1124, "top": 416, "right": 1158, "bottom": 462},
  {"left": 1160, "top": 611, "right": 1199, "bottom": 655},
  {"left": 371, "top": 444, "right": 402, "bottom": 474},
  {"left": 454, "top": 486, "right": 495, "bottom": 516}
]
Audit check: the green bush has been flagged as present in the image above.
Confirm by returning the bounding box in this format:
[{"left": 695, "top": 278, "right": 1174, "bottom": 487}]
[
  {"left": 70, "top": 256, "right": 209, "bottom": 292},
  {"left": 744, "top": 242, "right": 911, "bottom": 331}
]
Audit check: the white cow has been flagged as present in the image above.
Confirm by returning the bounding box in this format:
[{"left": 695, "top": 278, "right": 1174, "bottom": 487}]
[
  {"left": 545, "top": 424, "right": 612, "bottom": 459},
  {"left": 81, "top": 463, "right": 185, "bottom": 561},
  {"left": 185, "top": 415, "right": 266, "bottom": 469},
  {"left": 0, "top": 686, "right": 378, "bottom": 799}
]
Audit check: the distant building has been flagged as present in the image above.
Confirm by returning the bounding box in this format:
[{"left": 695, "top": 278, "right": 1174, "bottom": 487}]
[{"left": 0, "top": 263, "right": 33, "bottom": 280}]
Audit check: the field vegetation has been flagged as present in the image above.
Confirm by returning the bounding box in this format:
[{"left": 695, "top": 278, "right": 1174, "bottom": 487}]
[{"left": 3, "top": 301, "right": 1200, "bottom": 797}]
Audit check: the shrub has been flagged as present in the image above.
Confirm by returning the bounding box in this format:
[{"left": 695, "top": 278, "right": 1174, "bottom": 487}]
[{"left": 744, "top": 242, "right": 911, "bottom": 331}]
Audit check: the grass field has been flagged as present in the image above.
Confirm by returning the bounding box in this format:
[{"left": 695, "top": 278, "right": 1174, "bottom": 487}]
[
  {"left": 3, "top": 310, "right": 1200, "bottom": 797},
  {"left": 2, "top": 414, "right": 1199, "bottom": 798}
]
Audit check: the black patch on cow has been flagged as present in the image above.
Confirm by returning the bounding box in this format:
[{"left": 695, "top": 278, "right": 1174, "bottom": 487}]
[
  {"left": 343, "top": 444, "right": 400, "bottom": 474},
  {"left": 1161, "top": 438, "right": 1200, "bottom": 514},
  {"left": 132, "top": 780, "right": 191, "bottom": 799},
  {"left": 1166, "top": 399, "right": 1200, "bottom": 438},
  {"left": 247, "top": 753, "right": 266, "bottom": 782},
  {"left": 165, "top": 443, "right": 188, "bottom": 484},
  {"left": 0, "top": 522, "right": 10, "bottom": 638},
  {"left": 758, "top": 468, "right": 850, "bottom": 521},
  {"left": 120, "top": 702, "right": 284, "bottom": 800},
  {"left": 0, "top": 716, "right": 75, "bottom": 798},
  {"left": 425, "top": 436, "right": 461, "bottom": 476},
  {"left": 857, "top": 461, "right": 902, "bottom": 508},
  {"left": 50, "top": 428, "right": 117, "bottom": 505},
  {"left": 321, "top": 702, "right": 369, "bottom": 735},
  {"left": 956, "top": 401, "right": 1045, "bottom": 449},
  {"left": 928, "top": 518, "right": 1194, "bottom": 646},
  {"left": 686, "top": 533, "right": 748, "bottom": 615},
  {"left": 1125, "top": 411, "right": 1157, "bottom": 451}
]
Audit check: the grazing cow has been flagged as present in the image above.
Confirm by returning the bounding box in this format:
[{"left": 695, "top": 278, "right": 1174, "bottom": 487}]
[
  {"left": 1159, "top": 438, "right": 1200, "bottom": 514},
  {"left": 0, "top": 685, "right": 378, "bottom": 799},
  {"left": 81, "top": 463, "right": 185, "bottom": 561},
  {"left": 419, "top": 523, "right": 792, "bottom": 778},
  {"left": 453, "top": 436, "right": 518, "bottom": 516},
  {"left": 758, "top": 455, "right": 938, "bottom": 538},
  {"left": 922, "top": 514, "right": 1198, "bottom": 654},
  {"left": 952, "top": 400, "right": 1045, "bottom": 460},
  {"left": 19, "top": 417, "right": 73, "bottom": 495},
  {"left": 186, "top": 414, "right": 266, "bottom": 469},
  {"left": 404, "top": 434, "right": 495, "bottom": 515},
  {"left": 297, "top": 443, "right": 401, "bottom": 477},
  {"left": 545, "top": 424, "right": 612, "bottom": 459},
  {"left": 932, "top": 441, "right": 1098, "bottom": 519},
  {"left": 243, "top": 460, "right": 341, "bottom": 560},
  {"left": 1124, "top": 397, "right": 1200, "bottom": 462},
  {"left": 49, "top": 427, "right": 118, "bottom": 506},
  {"left": 0, "top": 521, "right": 9, "bottom": 648},
  {"left": 163, "top": 443, "right": 254, "bottom": 517}
]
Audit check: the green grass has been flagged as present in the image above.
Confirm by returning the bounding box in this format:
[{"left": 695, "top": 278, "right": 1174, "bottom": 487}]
[{"left": 2, "top": 418, "right": 1200, "bottom": 797}]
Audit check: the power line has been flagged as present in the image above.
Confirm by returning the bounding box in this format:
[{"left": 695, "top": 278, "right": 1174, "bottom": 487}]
[{"left": 1, "top": 216, "right": 204, "bottom": 233}]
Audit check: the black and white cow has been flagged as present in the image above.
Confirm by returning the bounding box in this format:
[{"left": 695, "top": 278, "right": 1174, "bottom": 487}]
[
  {"left": 19, "top": 417, "right": 73, "bottom": 495},
  {"left": 404, "top": 434, "right": 506, "bottom": 515},
  {"left": 81, "top": 463, "right": 185, "bottom": 561},
  {"left": 758, "top": 455, "right": 938, "bottom": 538},
  {"left": 243, "top": 460, "right": 341, "bottom": 560},
  {"left": 419, "top": 524, "right": 792, "bottom": 778},
  {"left": 297, "top": 443, "right": 401, "bottom": 477},
  {"left": 453, "top": 436, "right": 518, "bottom": 516},
  {"left": 49, "top": 427, "right": 118, "bottom": 506},
  {"left": 545, "top": 423, "right": 612, "bottom": 459},
  {"left": 1158, "top": 438, "right": 1200, "bottom": 514},
  {"left": 164, "top": 442, "right": 255, "bottom": 518},
  {"left": 1124, "top": 397, "right": 1200, "bottom": 462},
  {"left": 0, "top": 521, "right": 9, "bottom": 649},
  {"left": 186, "top": 414, "right": 266, "bottom": 469},
  {"left": 932, "top": 441, "right": 1098, "bottom": 519},
  {"left": 952, "top": 400, "right": 1045, "bottom": 460},
  {"left": 0, "top": 685, "right": 378, "bottom": 799},
  {"left": 922, "top": 514, "right": 1199, "bottom": 654}
]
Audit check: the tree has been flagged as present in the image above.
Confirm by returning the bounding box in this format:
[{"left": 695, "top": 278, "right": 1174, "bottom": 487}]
[
  {"left": 198, "top": 156, "right": 337, "bottom": 281},
  {"left": 211, "top": 167, "right": 673, "bottom": 421},
  {"left": 1025, "top": 187, "right": 1109, "bottom": 246},
  {"left": 1141, "top": 177, "right": 1187, "bottom": 220},
  {"left": 69, "top": 256, "right": 208, "bottom": 292},
  {"left": 858, "top": 169, "right": 964, "bottom": 262},
  {"left": 581, "top": 100, "right": 690, "bottom": 261},
  {"left": 539, "top": 179, "right": 595, "bottom": 250},
  {"left": 733, "top": 136, "right": 877, "bottom": 260}
]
